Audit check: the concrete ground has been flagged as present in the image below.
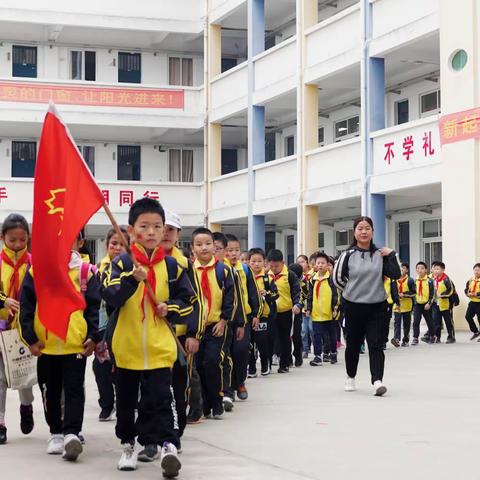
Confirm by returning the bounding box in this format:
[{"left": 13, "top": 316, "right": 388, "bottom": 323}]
[{"left": 3, "top": 331, "right": 479, "bottom": 480}]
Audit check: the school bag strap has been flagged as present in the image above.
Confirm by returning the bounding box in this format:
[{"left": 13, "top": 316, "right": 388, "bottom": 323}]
[
  {"left": 215, "top": 261, "right": 227, "bottom": 290},
  {"left": 80, "top": 262, "right": 98, "bottom": 293},
  {"left": 242, "top": 262, "right": 252, "bottom": 280}
]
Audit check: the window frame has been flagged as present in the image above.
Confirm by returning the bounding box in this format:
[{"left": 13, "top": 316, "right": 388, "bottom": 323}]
[
  {"left": 168, "top": 56, "right": 194, "bottom": 86},
  {"left": 419, "top": 89, "right": 441, "bottom": 118},
  {"left": 394, "top": 99, "right": 409, "bottom": 125},
  {"left": 118, "top": 51, "right": 142, "bottom": 84},
  {"left": 334, "top": 115, "right": 360, "bottom": 141},
  {"left": 318, "top": 126, "right": 325, "bottom": 146},
  {"left": 69, "top": 49, "right": 96, "bottom": 81},
  {"left": 77, "top": 144, "right": 96, "bottom": 175},
  {"left": 12, "top": 45, "right": 37, "bottom": 78},
  {"left": 285, "top": 135, "right": 295, "bottom": 157},
  {"left": 117, "top": 145, "right": 141, "bottom": 181},
  {"left": 334, "top": 228, "right": 353, "bottom": 255},
  {"left": 11, "top": 140, "right": 37, "bottom": 178},
  {"left": 168, "top": 148, "right": 194, "bottom": 183}
]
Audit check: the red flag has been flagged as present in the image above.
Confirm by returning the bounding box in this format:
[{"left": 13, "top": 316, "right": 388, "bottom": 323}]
[{"left": 32, "top": 105, "right": 104, "bottom": 340}]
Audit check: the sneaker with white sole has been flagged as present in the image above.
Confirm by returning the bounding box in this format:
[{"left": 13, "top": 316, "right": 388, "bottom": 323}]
[
  {"left": 47, "top": 434, "right": 64, "bottom": 455},
  {"left": 138, "top": 443, "right": 159, "bottom": 462},
  {"left": 62, "top": 434, "right": 83, "bottom": 461},
  {"left": 160, "top": 442, "right": 181, "bottom": 478},
  {"left": 374, "top": 380, "right": 387, "bottom": 397},
  {"left": 344, "top": 377, "right": 356, "bottom": 392},
  {"left": 260, "top": 367, "right": 271, "bottom": 376},
  {"left": 223, "top": 396, "right": 234, "bottom": 412},
  {"left": 118, "top": 443, "right": 137, "bottom": 471}
]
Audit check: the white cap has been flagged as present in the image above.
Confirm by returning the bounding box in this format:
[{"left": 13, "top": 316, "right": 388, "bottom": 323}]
[{"left": 165, "top": 209, "right": 182, "bottom": 230}]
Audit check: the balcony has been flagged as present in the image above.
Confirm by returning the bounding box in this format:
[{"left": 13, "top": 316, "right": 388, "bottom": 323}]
[
  {"left": 253, "top": 37, "right": 297, "bottom": 104},
  {"left": 209, "top": 169, "right": 248, "bottom": 222},
  {"left": 0, "top": 78, "right": 204, "bottom": 133},
  {"left": 305, "top": 4, "right": 361, "bottom": 83},
  {"left": 210, "top": 62, "right": 248, "bottom": 122},
  {"left": 370, "top": 0, "right": 439, "bottom": 56},
  {"left": 209, "top": 0, "right": 246, "bottom": 24},
  {"left": 253, "top": 156, "right": 297, "bottom": 214},
  {"left": 304, "top": 137, "right": 362, "bottom": 204},
  {"left": 370, "top": 116, "right": 440, "bottom": 193}
]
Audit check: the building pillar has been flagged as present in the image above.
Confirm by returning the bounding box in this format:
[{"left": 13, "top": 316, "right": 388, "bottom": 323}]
[
  {"left": 247, "top": 0, "right": 265, "bottom": 249},
  {"left": 297, "top": 1, "right": 319, "bottom": 256},
  {"left": 361, "top": 0, "right": 386, "bottom": 246},
  {"left": 440, "top": 0, "right": 480, "bottom": 328}
]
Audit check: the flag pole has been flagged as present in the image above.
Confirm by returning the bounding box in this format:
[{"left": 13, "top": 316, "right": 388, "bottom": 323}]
[{"left": 101, "top": 202, "right": 187, "bottom": 357}]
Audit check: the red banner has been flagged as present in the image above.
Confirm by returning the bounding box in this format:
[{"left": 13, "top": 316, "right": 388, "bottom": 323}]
[
  {"left": 0, "top": 81, "right": 184, "bottom": 109},
  {"left": 439, "top": 107, "right": 480, "bottom": 145}
]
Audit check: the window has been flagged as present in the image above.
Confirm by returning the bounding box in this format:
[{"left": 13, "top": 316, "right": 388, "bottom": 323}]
[
  {"left": 422, "top": 219, "right": 442, "bottom": 238},
  {"left": 335, "top": 229, "right": 353, "bottom": 255},
  {"left": 422, "top": 219, "right": 442, "bottom": 266},
  {"left": 265, "top": 231, "right": 276, "bottom": 256},
  {"left": 334, "top": 115, "right": 359, "bottom": 140},
  {"left": 396, "top": 221, "right": 410, "bottom": 264},
  {"left": 221, "top": 58, "right": 237, "bottom": 73},
  {"left": 169, "top": 149, "right": 194, "bottom": 182},
  {"left": 420, "top": 90, "right": 441, "bottom": 117},
  {"left": 12, "top": 141, "right": 36, "bottom": 177},
  {"left": 318, "top": 232, "right": 325, "bottom": 249},
  {"left": 395, "top": 100, "right": 409, "bottom": 125},
  {"left": 265, "top": 132, "right": 276, "bottom": 162},
  {"left": 221, "top": 149, "right": 238, "bottom": 175},
  {"left": 318, "top": 127, "right": 325, "bottom": 146},
  {"left": 117, "top": 145, "right": 141, "bottom": 180},
  {"left": 285, "top": 135, "right": 295, "bottom": 156},
  {"left": 71, "top": 51, "right": 96, "bottom": 81},
  {"left": 118, "top": 52, "right": 141, "bottom": 83},
  {"left": 169, "top": 57, "right": 193, "bottom": 86},
  {"left": 77, "top": 145, "right": 95, "bottom": 175},
  {"left": 286, "top": 234, "right": 295, "bottom": 266},
  {"left": 12, "top": 45, "right": 37, "bottom": 78}
]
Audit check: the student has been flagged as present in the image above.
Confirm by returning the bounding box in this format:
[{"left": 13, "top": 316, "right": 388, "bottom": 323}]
[
  {"left": 465, "top": 263, "right": 480, "bottom": 340},
  {"left": 306, "top": 253, "right": 339, "bottom": 366},
  {"left": 0, "top": 214, "right": 35, "bottom": 445},
  {"left": 19, "top": 229, "right": 101, "bottom": 461},
  {"left": 297, "top": 255, "right": 313, "bottom": 358},
  {"left": 383, "top": 277, "right": 399, "bottom": 349},
  {"left": 333, "top": 216, "right": 400, "bottom": 396},
  {"left": 159, "top": 209, "right": 204, "bottom": 449},
  {"left": 223, "top": 234, "right": 261, "bottom": 402},
  {"left": 412, "top": 262, "right": 435, "bottom": 345},
  {"left": 191, "top": 228, "right": 235, "bottom": 419},
  {"left": 288, "top": 263, "right": 305, "bottom": 366},
  {"left": 391, "top": 263, "right": 416, "bottom": 347},
  {"left": 94, "top": 227, "right": 129, "bottom": 423},
  {"left": 431, "top": 261, "right": 455, "bottom": 344},
  {"left": 248, "top": 248, "right": 278, "bottom": 376},
  {"left": 268, "top": 249, "right": 301, "bottom": 373},
  {"left": 101, "top": 198, "right": 194, "bottom": 475},
  {"left": 213, "top": 232, "right": 227, "bottom": 262}
]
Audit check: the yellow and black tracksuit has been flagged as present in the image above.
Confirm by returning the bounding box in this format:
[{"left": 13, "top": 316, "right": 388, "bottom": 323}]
[
  {"left": 248, "top": 270, "right": 278, "bottom": 374},
  {"left": 383, "top": 277, "right": 399, "bottom": 343},
  {"left": 432, "top": 274, "right": 454, "bottom": 341},
  {"left": 19, "top": 255, "right": 101, "bottom": 436},
  {"left": 269, "top": 265, "right": 301, "bottom": 371},
  {"left": 307, "top": 271, "right": 339, "bottom": 359},
  {"left": 465, "top": 278, "right": 480, "bottom": 334},
  {"left": 392, "top": 276, "right": 416, "bottom": 344},
  {"left": 413, "top": 276, "right": 435, "bottom": 340},
  {"left": 194, "top": 258, "right": 235, "bottom": 415},
  {"left": 101, "top": 248, "right": 194, "bottom": 448},
  {"left": 166, "top": 246, "right": 205, "bottom": 436},
  {"left": 223, "top": 260, "right": 262, "bottom": 396}
]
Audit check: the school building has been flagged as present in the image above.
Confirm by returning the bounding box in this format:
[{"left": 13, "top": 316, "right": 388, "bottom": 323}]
[{"left": 0, "top": 0, "right": 478, "bottom": 322}]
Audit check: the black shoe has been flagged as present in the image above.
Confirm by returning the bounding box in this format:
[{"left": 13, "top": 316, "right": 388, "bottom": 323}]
[
  {"left": 330, "top": 353, "right": 338, "bottom": 364},
  {"left": 212, "top": 404, "right": 224, "bottom": 419},
  {"left": 401, "top": 341, "right": 409, "bottom": 347},
  {"left": 435, "top": 337, "right": 441, "bottom": 344},
  {"left": 138, "top": 443, "right": 159, "bottom": 462},
  {"left": 420, "top": 335, "right": 431, "bottom": 343},
  {"left": 99, "top": 407, "right": 115, "bottom": 422},
  {"left": 471, "top": 332, "right": 480, "bottom": 341},
  {"left": 20, "top": 404, "right": 34, "bottom": 435},
  {"left": 0, "top": 425, "right": 6, "bottom": 444},
  {"left": 294, "top": 358, "right": 303, "bottom": 367},
  {"left": 391, "top": 338, "right": 400, "bottom": 348},
  {"left": 278, "top": 366, "right": 289, "bottom": 373},
  {"left": 446, "top": 337, "right": 456, "bottom": 344},
  {"left": 323, "top": 353, "right": 331, "bottom": 362},
  {"left": 309, "top": 356, "right": 323, "bottom": 366},
  {"left": 186, "top": 410, "right": 203, "bottom": 424}
]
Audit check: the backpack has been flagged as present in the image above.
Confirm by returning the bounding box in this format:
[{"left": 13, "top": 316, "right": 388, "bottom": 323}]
[{"left": 450, "top": 280, "right": 460, "bottom": 307}]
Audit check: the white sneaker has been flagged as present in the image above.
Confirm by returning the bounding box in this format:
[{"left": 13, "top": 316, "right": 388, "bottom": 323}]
[
  {"left": 47, "top": 434, "right": 64, "bottom": 455},
  {"left": 271, "top": 354, "right": 279, "bottom": 366},
  {"left": 118, "top": 443, "right": 137, "bottom": 471},
  {"left": 160, "top": 442, "right": 181, "bottom": 478},
  {"left": 344, "top": 377, "right": 356, "bottom": 392},
  {"left": 62, "top": 434, "right": 83, "bottom": 461},
  {"left": 374, "top": 380, "right": 387, "bottom": 397}
]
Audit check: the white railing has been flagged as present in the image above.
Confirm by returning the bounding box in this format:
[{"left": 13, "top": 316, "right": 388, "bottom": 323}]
[
  {"left": 254, "top": 156, "right": 297, "bottom": 201},
  {"left": 210, "top": 169, "right": 248, "bottom": 210}
]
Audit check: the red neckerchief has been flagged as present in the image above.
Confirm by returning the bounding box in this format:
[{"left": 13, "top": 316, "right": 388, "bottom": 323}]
[
  {"left": 1, "top": 249, "right": 29, "bottom": 299},
  {"left": 315, "top": 276, "right": 326, "bottom": 298},
  {"left": 271, "top": 272, "right": 283, "bottom": 282},
  {"left": 417, "top": 277, "right": 426, "bottom": 297},
  {"left": 435, "top": 273, "right": 446, "bottom": 289},
  {"left": 131, "top": 244, "right": 165, "bottom": 318},
  {"left": 198, "top": 260, "right": 217, "bottom": 314},
  {"left": 398, "top": 276, "right": 407, "bottom": 294}
]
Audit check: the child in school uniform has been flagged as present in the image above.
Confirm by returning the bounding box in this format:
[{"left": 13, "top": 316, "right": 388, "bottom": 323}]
[
  {"left": 464, "top": 263, "right": 480, "bottom": 341},
  {"left": 19, "top": 229, "right": 101, "bottom": 462},
  {"left": 391, "top": 263, "right": 416, "bottom": 347},
  {"left": 383, "top": 276, "right": 399, "bottom": 349},
  {"left": 0, "top": 214, "right": 35, "bottom": 444},
  {"left": 248, "top": 248, "right": 278, "bottom": 376},
  {"left": 101, "top": 198, "right": 194, "bottom": 475},
  {"left": 412, "top": 262, "right": 435, "bottom": 345},
  {"left": 431, "top": 261, "right": 455, "bottom": 344},
  {"left": 191, "top": 227, "right": 235, "bottom": 419},
  {"left": 306, "top": 253, "right": 339, "bottom": 366},
  {"left": 297, "top": 255, "right": 313, "bottom": 359}
]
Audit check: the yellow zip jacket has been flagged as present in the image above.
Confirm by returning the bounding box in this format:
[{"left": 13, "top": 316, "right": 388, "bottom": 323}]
[
  {"left": 101, "top": 248, "right": 194, "bottom": 370},
  {"left": 307, "top": 271, "right": 339, "bottom": 322},
  {"left": 269, "top": 265, "right": 301, "bottom": 314},
  {"left": 434, "top": 274, "right": 453, "bottom": 312},
  {"left": 395, "top": 276, "right": 416, "bottom": 313},
  {"left": 19, "top": 253, "right": 101, "bottom": 355},
  {"left": 465, "top": 278, "right": 480, "bottom": 303}
]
